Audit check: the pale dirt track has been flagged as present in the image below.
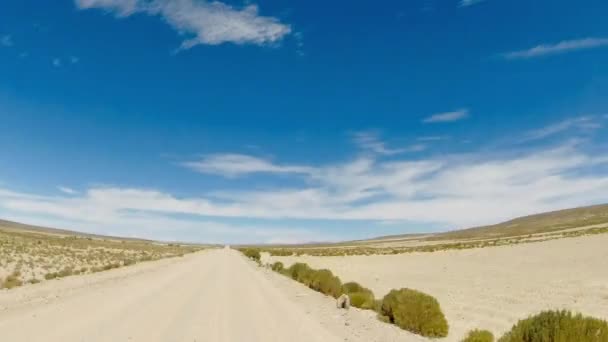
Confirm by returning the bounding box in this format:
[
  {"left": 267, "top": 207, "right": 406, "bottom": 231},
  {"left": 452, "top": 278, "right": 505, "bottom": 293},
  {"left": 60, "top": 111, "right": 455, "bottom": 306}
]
[{"left": 0, "top": 248, "right": 419, "bottom": 342}]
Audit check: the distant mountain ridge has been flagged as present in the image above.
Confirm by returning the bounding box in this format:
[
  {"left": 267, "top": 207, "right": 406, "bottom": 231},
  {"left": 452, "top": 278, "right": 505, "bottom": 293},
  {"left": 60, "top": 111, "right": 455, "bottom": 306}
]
[
  {"left": 372, "top": 203, "right": 608, "bottom": 242},
  {"left": 4, "top": 203, "right": 608, "bottom": 245}
]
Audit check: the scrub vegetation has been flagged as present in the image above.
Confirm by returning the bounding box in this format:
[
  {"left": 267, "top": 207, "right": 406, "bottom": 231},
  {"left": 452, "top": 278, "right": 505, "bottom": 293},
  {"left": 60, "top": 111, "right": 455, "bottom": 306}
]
[
  {"left": 243, "top": 204, "right": 608, "bottom": 257},
  {"left": 264, "top": 258, "right": 450, "bottom": 338},
  {"left": 253, "top": 225, "right": 608, "bottom": 257},
  {"left": 0, "top": 226, "right": 202, "bottom": 290},
  {"left": 497, "top": 310, "right": 608, "bottom": 342},
  {"left": 462, "top": 329, "right": 495, "bottom": 342},
  {"left": 380, "top": 288, "right": 449, "bottom": 338}
]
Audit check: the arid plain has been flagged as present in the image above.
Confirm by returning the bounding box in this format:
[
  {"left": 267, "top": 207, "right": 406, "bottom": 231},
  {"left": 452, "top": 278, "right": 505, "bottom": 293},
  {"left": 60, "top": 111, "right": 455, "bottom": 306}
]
[{"left": 2, "top": 205, "right": 608, "bottom": 341}]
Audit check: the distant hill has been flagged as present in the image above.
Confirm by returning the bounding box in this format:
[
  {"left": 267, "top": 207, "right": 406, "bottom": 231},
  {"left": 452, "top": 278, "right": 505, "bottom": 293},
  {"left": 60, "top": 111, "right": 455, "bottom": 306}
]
[
  {"left": 0, "top": 219, "right": 155, "bottom": 242},
  {"left": 0, "top": 219, "right": 219, "bottom": 247},
  {"left": 425, "top": 203, "right": 608, "bottom": 241},
  {"left": 365, "top": 203, "right": 608, "bottom": 243},
  {"left": 241, "top": 204, "right": 608, "bottom": 248},
  {"left": 5, "top": 203, "right": 608, "bottom": 246}
]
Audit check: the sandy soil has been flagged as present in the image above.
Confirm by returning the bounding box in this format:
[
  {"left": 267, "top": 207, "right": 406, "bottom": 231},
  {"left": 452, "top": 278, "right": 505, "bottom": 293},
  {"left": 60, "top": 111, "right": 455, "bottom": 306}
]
[
  {"left": 0, "top": 248, "right": 422, "bottom": 342},
  {"left": 269, "top": 234, "right": 608, "bottom": 341}
]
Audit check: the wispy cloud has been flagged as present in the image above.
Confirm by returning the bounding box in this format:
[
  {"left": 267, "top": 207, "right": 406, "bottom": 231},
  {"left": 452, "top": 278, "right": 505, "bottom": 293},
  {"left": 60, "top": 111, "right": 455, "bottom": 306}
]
[
  {"left": 423, "top": 109, "right": 469, "bottom": 123},
  {"left": 417, "top": 136, "right": 448, "bottom": 142},
  {"left": 182, "top": 154, "right": 313, "bottom": 177},
  {"left": 70, "top": 56, "right": 80, "bottom": 64},
  {"left": 503, "top": 38, "right": 608, "bottom": 59},
  {"left": 52, "top": 58, "right": 62, "bottom": 67},
  {"left": 1, "top": 35, "right": 13, "bottom": 47},
  {"left": 3, "top": 142, "right": 608, "bottom": 242},
  {"left": 353, "top": 131, "right": 426, "bottom": 155},
  {"left": 75, "top": 0, "right": 291, "bottom": 50},
  {"left": 459, "top": 0, "right": 485, "bottom": 7},
  {"left": 58, "top": 186, "right": 78, "bottom": 195},
  {"left": 523, "top": 116, "right": 602, "bottom": 141}
]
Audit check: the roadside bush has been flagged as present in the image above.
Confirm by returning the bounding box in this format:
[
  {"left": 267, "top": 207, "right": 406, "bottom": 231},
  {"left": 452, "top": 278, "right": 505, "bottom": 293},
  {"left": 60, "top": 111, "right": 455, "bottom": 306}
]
[
  {"left": 342, "top": 282, "right": 376, "bottom": 310},
  {"left": 309, "top": 269, "right": 343, "bottom": 298},
  {"left": 286, "top": 262, "right": 313, "bottom": 282},
  {"left": 348, "top": 291, "right": 376, "bottom": 310},
  {"left": 342, "top": 281, "right": 366, "bottom": 293},
  {"left": 57, "top": 268, "right": 73, "bottom": 278},
  {"left": 349, "top": 291, "right": 376, "bottom": 310},
  {"left": 381, "top": 288, "right": 449, "bottom": 338},
  {"left": 1, "top": 274, "right": 23, "bottom": 289},
  {"left": 462, "top": 329, "right": 494, "bottom": 342},
  {"left": 498, "top": 310, "right": 608, "bottom": 342},
  {"left": 242, "top": 249, "right": 261, "bottom": 262},
  {"left": 282, "top": 263, "right": 344, "bottom": 298},
  {"left": 271, "top": 261, "right": 284, "bottom": 272},
  {"left": 45, "top": 272, "right": 58, "bottom": 280}
]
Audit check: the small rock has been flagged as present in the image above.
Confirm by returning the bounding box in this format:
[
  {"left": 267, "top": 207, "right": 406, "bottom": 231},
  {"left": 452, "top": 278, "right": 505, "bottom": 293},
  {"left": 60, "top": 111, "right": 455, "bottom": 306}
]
[{"left": 336, "top": 294, "right": 350, "bottom": 309}]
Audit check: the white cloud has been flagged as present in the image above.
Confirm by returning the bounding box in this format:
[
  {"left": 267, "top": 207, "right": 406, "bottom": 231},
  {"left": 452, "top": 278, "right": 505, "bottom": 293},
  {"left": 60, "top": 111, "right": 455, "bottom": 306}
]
[
  {"left": 459, "top": 0, "right": 485, "bottom": 7},
  {"left": 70, "top": 56, "right": 80, "bottom": 64},
  {"left": 74, "top": 0, "right": 291, "bottom": 49},
  {"left": 1, "top": 35, "right": 13, "bottom": 47},
  {"left": 3, "top": 141, "right": 608, "bottom": 243},
  {"left": 76, "top": 0, "right": 140, "bottom": 16},
  {"left": 52, "top": 58, "right": 62, "bottom": 67},
  {"left": 423, "top": 109, "right": 469, "bottom": 123},
  {"left": 503, "top": 38, "right": 608, "bottom": 59},
  {"left": 182, "top": 153, "right": 313, "bottom": 177},
  {"left": 523, "top": 116, "right": 602, "bottom": 141},
  {"left": 417, "top": 136, "right": 448, "bottom": 142},
  {"left": 4, "top": 115, "right": 608, "bottom": 243},
  {"left": 353, "top": 131, "right": 426, "bottom": 155},
  {"left": 58, "top": 186, "right": 78, "bottom": 195}
]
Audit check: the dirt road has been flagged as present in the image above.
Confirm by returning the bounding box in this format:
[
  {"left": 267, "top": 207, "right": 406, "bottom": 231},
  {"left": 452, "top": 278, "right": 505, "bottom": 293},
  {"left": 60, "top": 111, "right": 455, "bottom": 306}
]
[{"left": 0, "top": 248, "right": 417, "bottom": 342}]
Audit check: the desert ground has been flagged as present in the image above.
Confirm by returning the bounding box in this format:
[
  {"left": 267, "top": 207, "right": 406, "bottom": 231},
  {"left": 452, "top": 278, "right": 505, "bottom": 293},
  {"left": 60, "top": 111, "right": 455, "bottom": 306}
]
[
  {"left": 267, "top": 233, "right": 608, "bottom": 340},
  {"left": 2, "top": 206, "right": 608, "bottom": 341},
  {"left": 0, "top": 248, "right": 425, "bottom": 342},
  {"left": 0, "top": 224, "right": 200, "bottom": 286}
]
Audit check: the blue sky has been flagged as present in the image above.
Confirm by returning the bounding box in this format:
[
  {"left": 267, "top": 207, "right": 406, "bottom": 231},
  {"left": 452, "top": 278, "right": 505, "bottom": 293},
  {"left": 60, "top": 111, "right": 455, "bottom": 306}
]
[{"left": 1, "top": 0, "right": 608, "bottom": 243}]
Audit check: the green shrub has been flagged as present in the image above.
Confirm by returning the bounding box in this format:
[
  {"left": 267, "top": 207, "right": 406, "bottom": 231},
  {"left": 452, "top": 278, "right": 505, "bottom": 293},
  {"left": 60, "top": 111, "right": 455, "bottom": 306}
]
[
  {"left": 283, "top": 263, "right": 344, "bottom": 298},
  {"left": 342, "top": 282, "right": 376, "bottom": 310},
  {"left": 381, "top": 288, "right": 449, "bottom": 338},
  {"left": 462, "top": 329, "right": 494, "bottom": 342},
  {"left": 242, "top": 249, "right": 261, "bottom": 262},
  {"left": 271, "top": 261, "right": 284, "bottom": 272},
  {"left": 498, "top": 310, "right": 608, "bottom": 342},
  {"left": 349, "top": 291, "right": 376, "bottom": 310},
  {"left": 374, "top": 299, "right": 383, "bottom": 313},
  {"left": 309, "top": 269, "right": 343, "bottom": 298},
  {"left": 1, "top": 274, "right": 23, "bottom": 289},
  {"left": 45, "top": 272, "right": 58, "bottom": 280},
  {"left": 286, "top": 262, "right": 313, "bottom": 282},
  {"left": 342, "top": 281, "right": 366, "bottom": 294},
  {"left": 57, "top": 268, "right": 73, "bottom": 278}
]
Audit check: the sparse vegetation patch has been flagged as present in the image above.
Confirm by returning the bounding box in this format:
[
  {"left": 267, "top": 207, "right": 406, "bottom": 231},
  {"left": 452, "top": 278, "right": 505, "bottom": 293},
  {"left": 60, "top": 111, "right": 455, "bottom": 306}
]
[
  {"left": 381, "top": 288, "right": 449, "bottom": 338},
  {"left": 271, "top": 261, "right": 284, "bottom": 272},
  {"left": 462, "top": 329, "right": 494, "bottom": 342},
  {"left": 239, "top": 248, "right": 261, "bottom": 262},
  {"left": 341, "top": 282, "right": 376, "bottom": 310},
  {"left": 498, "top": 310, "right": 608, "bottom": 342},
  {"left": 0, "top": 227, "right": 202, "bottom": 289}
]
